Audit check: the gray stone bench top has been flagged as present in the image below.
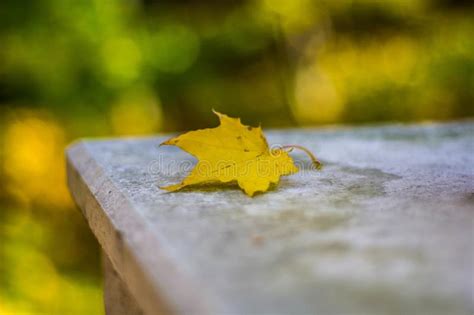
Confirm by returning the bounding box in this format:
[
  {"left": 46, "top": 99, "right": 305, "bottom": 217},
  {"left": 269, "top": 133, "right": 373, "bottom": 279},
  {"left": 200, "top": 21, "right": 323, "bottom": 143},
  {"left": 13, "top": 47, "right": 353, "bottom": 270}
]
[{"left": 66, "top": 122, "right": 474, "bottom": 315}]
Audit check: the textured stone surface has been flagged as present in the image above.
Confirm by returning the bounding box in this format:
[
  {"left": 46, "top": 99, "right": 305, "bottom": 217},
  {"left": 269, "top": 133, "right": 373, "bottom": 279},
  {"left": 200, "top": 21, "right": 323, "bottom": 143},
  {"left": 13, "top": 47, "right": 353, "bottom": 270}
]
[
  {"left": 67, "top": 122, "right": 474, "bottom": 315},
  {"left": 103, "top": 252, "right": 144, "bottom": 315}
]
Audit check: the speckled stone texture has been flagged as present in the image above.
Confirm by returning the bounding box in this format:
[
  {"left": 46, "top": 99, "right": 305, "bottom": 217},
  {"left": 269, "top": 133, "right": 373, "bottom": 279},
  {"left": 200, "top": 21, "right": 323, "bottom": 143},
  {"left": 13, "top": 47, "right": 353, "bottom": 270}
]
[{"left": 67, "top": 122, "right": 474, "bottom": 315}]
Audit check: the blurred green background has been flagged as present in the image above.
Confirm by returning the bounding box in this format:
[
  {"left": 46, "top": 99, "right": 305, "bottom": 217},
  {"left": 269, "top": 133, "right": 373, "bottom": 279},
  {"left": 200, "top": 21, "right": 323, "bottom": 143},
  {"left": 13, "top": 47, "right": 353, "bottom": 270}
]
[{"left": 0, "top": 0, "right": 473, "bottom": 313}]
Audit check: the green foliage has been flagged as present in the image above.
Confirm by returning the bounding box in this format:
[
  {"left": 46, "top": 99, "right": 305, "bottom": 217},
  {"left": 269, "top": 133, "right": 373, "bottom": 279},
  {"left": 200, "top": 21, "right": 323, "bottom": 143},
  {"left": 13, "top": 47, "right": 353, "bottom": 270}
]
[{"left": 0, "top": 0, "right": 472, "bottom": 313}]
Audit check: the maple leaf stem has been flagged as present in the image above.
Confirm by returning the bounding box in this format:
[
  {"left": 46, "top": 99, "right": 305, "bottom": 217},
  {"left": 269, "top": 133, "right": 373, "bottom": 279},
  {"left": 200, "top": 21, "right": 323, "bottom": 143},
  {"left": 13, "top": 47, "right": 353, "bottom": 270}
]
[{"left": 281, "top": 145, "right": 322, "bottom": 170}]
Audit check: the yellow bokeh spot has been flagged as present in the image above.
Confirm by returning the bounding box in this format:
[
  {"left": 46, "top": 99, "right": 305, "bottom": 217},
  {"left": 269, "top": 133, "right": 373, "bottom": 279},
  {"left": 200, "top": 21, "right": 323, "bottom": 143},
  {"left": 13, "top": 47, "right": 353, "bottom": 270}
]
[
  {"left": 110, "top": 87, "right": 163, "bottom": 135},
  {"left": 2, "top": 113, "right": 72, "bottom": 207},
  {"left": 319, "top": 36, "right": 418, "bottom": 89},
  {"left": 290, "top": 35, "right": 419, "bottom": 124},
  {"left": 293, "top": 65, "right": 344, "bottom": 124},
  {"left": 1, "top": 211, "right": 103, "bottom": 314},
  {"left": 380, "top": 37, "right": 418, "bottom": 82},
  {"left": 4, "top": 117, "right": 57, "bottom": 176},
  {"left": 12, "top": 249, "right": 60, "bottom": 304}
]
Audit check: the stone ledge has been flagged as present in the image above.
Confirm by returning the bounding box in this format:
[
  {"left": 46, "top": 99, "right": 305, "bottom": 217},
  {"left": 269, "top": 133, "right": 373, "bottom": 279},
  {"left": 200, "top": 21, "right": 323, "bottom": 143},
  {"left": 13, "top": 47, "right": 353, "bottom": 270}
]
[{"left": 66, "top": 122, "right": 474, "bottom": 315}]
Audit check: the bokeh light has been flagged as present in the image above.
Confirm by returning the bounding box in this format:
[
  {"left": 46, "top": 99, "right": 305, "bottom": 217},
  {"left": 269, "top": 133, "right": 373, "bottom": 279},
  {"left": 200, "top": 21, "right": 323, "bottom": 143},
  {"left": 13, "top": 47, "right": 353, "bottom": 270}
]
[
  {"left": 101, "top": 37, "right": 143, "bottom": 86},
  {"left": 0, "top": 0, "right": 472, "bottom": 313},
  {"left": 110, "top": 86, "right": 163, "bottom": 135},
  {"left": 3, "top": 113, "right": 72, "bottom": 208}
]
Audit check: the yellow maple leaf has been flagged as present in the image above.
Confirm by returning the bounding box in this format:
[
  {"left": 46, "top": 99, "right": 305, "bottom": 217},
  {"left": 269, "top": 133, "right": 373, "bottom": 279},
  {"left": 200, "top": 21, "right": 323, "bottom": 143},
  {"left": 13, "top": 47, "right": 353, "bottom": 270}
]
[{"left": 160, "top": 110, "right": 321, "bottom": 196}]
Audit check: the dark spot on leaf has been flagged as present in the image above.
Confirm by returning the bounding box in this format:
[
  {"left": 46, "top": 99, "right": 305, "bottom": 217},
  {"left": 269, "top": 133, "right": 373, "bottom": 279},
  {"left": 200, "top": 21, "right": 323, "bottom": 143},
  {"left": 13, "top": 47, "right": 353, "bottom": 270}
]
[
  {"left": 237, "top": 136, "right": 242, "bottom": 140},
  {"left": 244, "top": 149, "right": 249, "bottom": 152},
  {"left": 247, "top": 126, "right": 252, "bottom": 131}
]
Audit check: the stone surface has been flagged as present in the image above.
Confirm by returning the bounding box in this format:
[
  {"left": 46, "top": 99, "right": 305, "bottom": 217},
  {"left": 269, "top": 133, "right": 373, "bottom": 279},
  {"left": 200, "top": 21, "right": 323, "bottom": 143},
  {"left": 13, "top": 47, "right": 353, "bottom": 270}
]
[
  {"left": 103, "top": 252, "right": 144, "bottom": 315},
  {"left": 67, "top": 122, "right": 474, "bottom": 315}
]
